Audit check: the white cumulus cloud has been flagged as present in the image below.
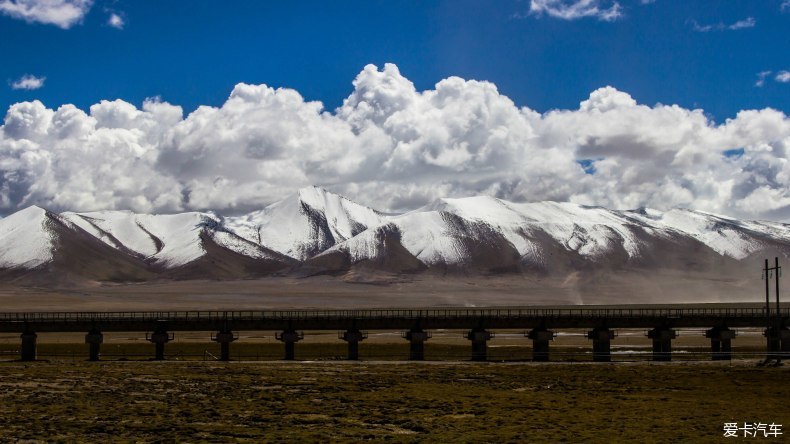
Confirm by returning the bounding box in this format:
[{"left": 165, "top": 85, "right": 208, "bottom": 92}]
[
  {"left": 10, "top": 74, "right": 45, "bottom": 90},
  {"left": 528, "top": 0, "right": 622, "bottom": 22},
  {"left": 107, "top": 12, "right": 123, "bottom": 29},
  {"left": 0, "top": 0, "right": 92, "bottom": 29},
  {"left": 777, "top": 71, "right": 790, "bottom": 83},
  {"left": 1, "top": 63, "right": 789, "bottom": 222}
]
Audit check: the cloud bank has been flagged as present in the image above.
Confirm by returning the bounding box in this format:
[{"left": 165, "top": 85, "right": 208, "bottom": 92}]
[
  {"left": 1, "top": 63, "right": 789, "bottom": 221},
  {"left": 0, "top": 0, "right": 92, "bottom": 29}
]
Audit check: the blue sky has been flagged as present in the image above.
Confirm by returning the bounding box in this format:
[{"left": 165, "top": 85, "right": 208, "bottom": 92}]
[
  {"left": 1, "top": 0, "right": 788, "bottom": 120},
  {"left": 0, "top": 0, "right": 789, "bottom": 220}
]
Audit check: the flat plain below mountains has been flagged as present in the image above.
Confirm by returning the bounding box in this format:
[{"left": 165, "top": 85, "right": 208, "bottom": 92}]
[{"left": 0, "top": 271, "right": 768, "bottom": 311}]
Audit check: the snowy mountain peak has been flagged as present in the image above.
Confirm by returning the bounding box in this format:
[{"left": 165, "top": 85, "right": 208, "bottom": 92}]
[
  {"left": 416, "top": 195, "right": 506, "bottom": 215},
  {"left": 295, "top": 186, "right": 382, "bottom": 221},
  {"left": 224, "top": 187, "right": 387, "bottom": 260},
  {"left": 627, "top": 207, "right": 663, "bottom": 220},
  {"left": 295, "top": 186, "right": 337, "bottom": 208},
  {"left": 7, "top": 204, "right": 49, "bottom": 219}
]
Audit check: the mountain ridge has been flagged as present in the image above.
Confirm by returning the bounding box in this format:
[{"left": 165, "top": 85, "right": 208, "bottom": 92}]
[{"left": 1, "top": 186, "right": 788, "bottom": 283}]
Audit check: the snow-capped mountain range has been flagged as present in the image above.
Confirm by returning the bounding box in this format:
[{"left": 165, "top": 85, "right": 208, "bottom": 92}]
[{"left": 0, "top": 186, "right": 788, "bottom": 283}]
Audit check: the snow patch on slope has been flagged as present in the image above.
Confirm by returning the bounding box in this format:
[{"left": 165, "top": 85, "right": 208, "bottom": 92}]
[
  {"left": 319, "top": 211, "right": 471, "bottom": 266},
  {"left": 422, "top": 197, "right": 641, "bottom": 259},
  {"left": 394, "top": 211, "right": 467, "bottom": 264},
  {"left": 318, "top": 223, "right": 396, "bottom": 262},
  {"left": 63, "top": 211, "right": 160, "bottom": 257},
  {"left": 135, "top": 213, "right": 211, "bottom": 267},
  {"left": 0, "top": 206, "right": 55, "bottom": 268},
  {"left": 512, "top": 201, "right": 641, "bottom": 258},
  {"left": 210, "top": 229, "right": 287, "bottom": 260},
  {"left": 624, "top": 209, "right": 763, "bottom": 259},
  {"left": 63, "top": 211, "right": 212, "bottom": 267}
]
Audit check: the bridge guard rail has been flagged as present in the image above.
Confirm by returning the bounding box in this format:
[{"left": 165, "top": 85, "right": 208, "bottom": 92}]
[{"left": 0, "top": 307, "right": 788, "bottom": 323}]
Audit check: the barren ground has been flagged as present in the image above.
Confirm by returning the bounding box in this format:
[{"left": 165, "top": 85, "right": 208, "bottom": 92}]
[
  {"left": 0, "top": 270, "right": 762, "bottom": 311},
  {"left": 0, "top": 360, "right": 786, "bottom": 443}
]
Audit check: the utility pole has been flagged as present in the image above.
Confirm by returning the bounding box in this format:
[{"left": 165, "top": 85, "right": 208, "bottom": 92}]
[
  {"left": 763, "top": 258, "right": 781, "bottom": 322},
  {"left": 765, "top": 258, "right": 771, "bottom": 320},
  {"left": 762, "top": 257, "right": 783, "bottom": 365},
  {"left": 775, "top": 257, "right": 781, "bottom": 317}
]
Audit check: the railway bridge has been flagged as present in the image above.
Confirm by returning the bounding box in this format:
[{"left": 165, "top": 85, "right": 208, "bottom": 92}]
[{"left": 2, "top": 305, "right": 789, "bottom": 362}]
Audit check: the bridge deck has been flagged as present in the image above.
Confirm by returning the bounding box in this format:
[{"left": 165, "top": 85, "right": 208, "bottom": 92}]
[{"left": 1, "top": 305, "right": 788, "bottom": 332}]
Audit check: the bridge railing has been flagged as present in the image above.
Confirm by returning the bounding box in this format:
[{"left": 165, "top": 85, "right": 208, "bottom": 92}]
[{"left": 0, "top": 307, "right": 787, "bottom": 323}]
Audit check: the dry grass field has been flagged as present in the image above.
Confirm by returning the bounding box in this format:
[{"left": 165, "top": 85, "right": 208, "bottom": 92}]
[{"left": 0, "top": 359, "right": 787, "bottom": 443}]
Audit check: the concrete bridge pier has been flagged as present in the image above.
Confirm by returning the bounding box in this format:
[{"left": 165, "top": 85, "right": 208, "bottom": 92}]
[
  {"left": 466, "top": 327, "right": 493, "bottom": 361},
  {"left": 340, "top": 329, "right": 368, "bottom": 360},
  {"left": 20, "top": 330, "right": 37, "bottom": 361},
  {"left": 212, "top": 330, "right": 239, "bottom": 361},
  {"left": 402, "top": 329, "right": 431, "bottom": 360},
  {"left": 587, "top": 327, "right": 616, "bottom": 362},
  {"left": 647, "top": 327, "right": 677, "bottom": 361},
  {"left": 84, "top": 329, "right": 103, "bottom": 361},
  {"left": 275, "top": 329, "right": 303, "bottom": 360},
  {"left": 764, "top": 327, "right": 781, "bottom": 359},
  {"left": 764, "top": 327, "right": 790, "bottom": 359},
  {"left": 527, "top": 327, "right": 556, "bottom": 362},
  {"left": 784, "top": 329, "right": 790, "bottom": 358},
  {"left": 705, "top": 326, "right": 735, "bottom": 361},
  {"left": 146, "top": 329, "right": 174, "bottom": 361}
]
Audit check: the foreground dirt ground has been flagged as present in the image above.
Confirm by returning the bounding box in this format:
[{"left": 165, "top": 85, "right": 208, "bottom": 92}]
[{"left": 0, "top": 360, "right": 786, "bottom": 443}]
